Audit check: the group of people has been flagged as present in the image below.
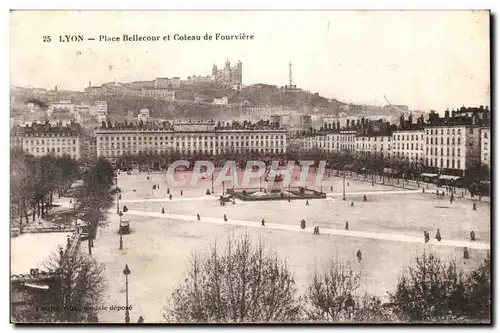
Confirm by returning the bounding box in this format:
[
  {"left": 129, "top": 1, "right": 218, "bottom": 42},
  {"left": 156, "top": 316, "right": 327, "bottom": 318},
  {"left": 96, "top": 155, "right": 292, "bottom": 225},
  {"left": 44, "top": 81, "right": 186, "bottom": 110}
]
[
  {"left": 423, "top": 229, "right": 441, "bottom": 243},
  {"left": 313, "top": 226, "right": 320, "bottom": 235}
]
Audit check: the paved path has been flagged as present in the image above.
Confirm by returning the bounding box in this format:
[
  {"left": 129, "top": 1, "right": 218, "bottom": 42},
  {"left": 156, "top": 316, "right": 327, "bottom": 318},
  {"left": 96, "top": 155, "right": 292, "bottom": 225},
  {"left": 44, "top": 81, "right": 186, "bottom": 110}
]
[{"left": 124, "top": 209, "right": 489, "bottom": 250}]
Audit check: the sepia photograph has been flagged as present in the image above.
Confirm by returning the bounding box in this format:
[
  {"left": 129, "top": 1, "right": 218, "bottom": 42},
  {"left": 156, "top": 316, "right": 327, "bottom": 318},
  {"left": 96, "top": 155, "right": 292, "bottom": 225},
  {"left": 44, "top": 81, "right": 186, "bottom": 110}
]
[{"left": 9, "top": 10, "right": 491, "bottom": 324}]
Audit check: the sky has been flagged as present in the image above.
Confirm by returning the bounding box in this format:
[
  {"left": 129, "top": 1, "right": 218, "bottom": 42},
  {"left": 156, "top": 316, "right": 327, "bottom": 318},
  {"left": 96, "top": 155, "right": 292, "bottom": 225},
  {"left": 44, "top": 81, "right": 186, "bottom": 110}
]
[{"left": 10, "top": 10, "right": 490, "bottom": 112}]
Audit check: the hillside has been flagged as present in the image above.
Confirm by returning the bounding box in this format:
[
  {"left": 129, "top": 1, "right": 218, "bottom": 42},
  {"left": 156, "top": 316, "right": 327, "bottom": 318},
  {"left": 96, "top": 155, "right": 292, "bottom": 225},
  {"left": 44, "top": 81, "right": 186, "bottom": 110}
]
[{"left": 10, "top": 84, "right": 418, "bottom": 121}]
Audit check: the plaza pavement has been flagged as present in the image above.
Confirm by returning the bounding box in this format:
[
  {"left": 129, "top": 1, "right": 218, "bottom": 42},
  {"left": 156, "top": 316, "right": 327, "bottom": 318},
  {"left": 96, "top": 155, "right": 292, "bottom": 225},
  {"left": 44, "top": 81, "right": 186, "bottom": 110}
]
[{"left": 123, "top": 209, "right": 489, "bottom": 250}]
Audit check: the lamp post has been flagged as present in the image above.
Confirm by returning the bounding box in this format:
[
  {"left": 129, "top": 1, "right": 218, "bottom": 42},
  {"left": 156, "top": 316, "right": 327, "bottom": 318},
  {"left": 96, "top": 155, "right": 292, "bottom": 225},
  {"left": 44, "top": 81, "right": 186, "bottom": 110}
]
[
  {"left": 115, "top": 176, "right": 120, "bottom": 214},
  {"left": 119, "top": 211, "right": 123, "bottom": 250},
  {"left": 211, "top": 156, "right": 215, "bottom": 193},
  {"left": 123, "top": 264, "right": 131, "bottom": 323},
  {"left": 342, "top": 171, "right": 346, "bottom": 201}
]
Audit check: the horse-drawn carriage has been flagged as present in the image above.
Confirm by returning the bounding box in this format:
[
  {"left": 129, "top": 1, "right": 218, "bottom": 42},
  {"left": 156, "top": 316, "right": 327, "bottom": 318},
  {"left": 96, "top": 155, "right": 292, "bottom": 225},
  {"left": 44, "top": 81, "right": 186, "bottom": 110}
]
[
  {"left": 220, "top": 195, "right": 233, "bottom": 203},
  {"left": 120, "top": 219, "right": 130, "bottom": 235}
]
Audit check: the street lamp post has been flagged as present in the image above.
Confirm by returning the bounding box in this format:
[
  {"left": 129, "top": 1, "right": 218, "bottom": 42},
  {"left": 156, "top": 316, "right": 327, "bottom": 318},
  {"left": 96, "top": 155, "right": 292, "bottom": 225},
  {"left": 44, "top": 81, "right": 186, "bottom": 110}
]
[
  {"left": 211, "top": 156, "right": 215, "bottom": 193},
  {"left": 115, "top": 176, "right": 120, "bottom": 214},
  {"left": 119, "top": 211, "right": 123, "bottom": 250},
  {"left": 123, "top": 264, "right": 131, "bottom": 323},
  {"left": 342, "top": 171, "right": 346, "bottom": 201}
]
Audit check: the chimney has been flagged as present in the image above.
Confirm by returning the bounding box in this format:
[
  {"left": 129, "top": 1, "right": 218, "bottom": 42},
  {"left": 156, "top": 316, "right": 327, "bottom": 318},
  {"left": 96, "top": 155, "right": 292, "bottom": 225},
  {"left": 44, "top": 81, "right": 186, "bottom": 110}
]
[
  {"left": 444, "top": 110, "right": 450, "bottom": 121},
  {"left": 89, "top": 81, "right": 91, "bottom": 88}
]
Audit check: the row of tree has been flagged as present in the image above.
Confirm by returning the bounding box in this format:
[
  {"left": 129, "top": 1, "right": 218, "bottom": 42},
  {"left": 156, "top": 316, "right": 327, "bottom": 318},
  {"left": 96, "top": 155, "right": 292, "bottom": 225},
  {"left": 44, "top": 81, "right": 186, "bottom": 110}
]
[
  {"left": 165, "top": 233, "right": 491, "bottom": 323},
  {"left": 10, "top": 149, "right": 80, "bottom": 233},
  {"left": 75, "top": 157, "right": 116, "bottom": 256}
]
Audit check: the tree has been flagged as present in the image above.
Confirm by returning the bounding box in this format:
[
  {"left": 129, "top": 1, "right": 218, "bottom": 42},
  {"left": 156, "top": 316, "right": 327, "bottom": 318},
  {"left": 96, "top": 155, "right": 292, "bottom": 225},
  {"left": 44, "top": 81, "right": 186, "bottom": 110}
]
[
  {"left": 305, "top": 257, "right": 362, "bottom": 322},
  {"left": 46, "top": 250, "right": 107, "bottom": 322},
  {"left": 390, "top": 250, "right": 490, "bottom": 322},
  {"left": 463, "top": 252, "right": 491, "bottom": 320},
  {"left": 165, "top": 232, "right": 302, "bottom": 323},
  {"left": 76, "top": 157, "right": 115, "bottom": 255},
  {"left": 11, "top": 250, "right": 106, "bottom": 323}
]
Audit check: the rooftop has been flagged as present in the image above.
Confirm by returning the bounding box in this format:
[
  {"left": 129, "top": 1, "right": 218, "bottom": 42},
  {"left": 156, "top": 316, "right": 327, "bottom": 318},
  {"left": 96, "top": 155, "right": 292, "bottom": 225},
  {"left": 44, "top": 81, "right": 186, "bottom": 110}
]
[{"left": 11, "top": 232, "right": 72, "bottom": 275}]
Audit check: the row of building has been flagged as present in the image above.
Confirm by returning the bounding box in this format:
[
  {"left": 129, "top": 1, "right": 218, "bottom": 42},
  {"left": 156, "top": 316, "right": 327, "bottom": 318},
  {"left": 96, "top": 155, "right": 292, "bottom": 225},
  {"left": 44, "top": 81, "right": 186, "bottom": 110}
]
[
  {"left": 291, "top": 106, "right": 490, "bottom": 175},
  {"left": 10, "top": 106, "right": 490, "bottom": 176}
]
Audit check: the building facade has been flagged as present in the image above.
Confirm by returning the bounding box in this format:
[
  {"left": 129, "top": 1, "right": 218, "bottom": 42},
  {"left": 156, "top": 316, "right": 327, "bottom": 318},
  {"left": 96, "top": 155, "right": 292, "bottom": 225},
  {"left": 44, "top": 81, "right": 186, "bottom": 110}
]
[
  {"left": 355, "top": 135, "right": 392, "bottom": 158},
  {"left": 12, "top": 123, "right": 84, "bottom": 160},
  {"left": 392, "top": 129, "right": 424, "bottom": 163},
  {"left": 95, "top": 101, "right": 108, "bottom": 122},
  {"left": 480, "top": 127, "right": 490, "bottom": 167},
  {"left": 95, "top": 122, "right": 286, "bottom": 158},
  {"left": 423, "top": 124, "right": 480, "bottom": 174}
]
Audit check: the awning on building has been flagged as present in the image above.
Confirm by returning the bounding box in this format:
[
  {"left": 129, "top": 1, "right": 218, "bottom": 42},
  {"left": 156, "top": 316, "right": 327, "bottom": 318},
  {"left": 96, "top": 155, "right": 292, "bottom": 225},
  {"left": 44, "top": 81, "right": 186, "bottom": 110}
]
[
  {"left": 421, "top": 173, "right": 438, "bottom": 178},
  {"left": 439, "top": 175, "right": 460, "bottom": 181},
  {"left": 23, "top": 283, "right": 50, "bottom": 290}
]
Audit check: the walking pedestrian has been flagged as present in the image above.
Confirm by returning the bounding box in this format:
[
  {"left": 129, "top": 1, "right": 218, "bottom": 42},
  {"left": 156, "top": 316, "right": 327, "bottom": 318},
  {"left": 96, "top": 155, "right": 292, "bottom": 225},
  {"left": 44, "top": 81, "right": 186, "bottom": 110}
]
[
  {"left": 463, "top": 247, "right": 470, "bottom": 260},
  {"left": 167, "top": 188, "right": 170, "bottom": 194},
  {"left": 261, "top": 218, "right": 265, "bottom": 227},
  {"left": 181, "top": 190, "right": 183, "bottom": 196},
  {"left": 345, "top": 221, "right": 349, "bottom": 230},
  {"left": 306, "top": 200, "right": 310, "bottom": 206},
  {"left": 356, "top": 250, "right": 362, "bottom": 262},
  {"left": 351, "top": 201, "right": 354, "bottom": 207},
  {"left": 435, "top": 229, "right": 442, "bottom": 242},
  {"left": 470, "top": 230, "right": 476, "bottom": 241},
  {"left": 424, "top": 231, "right": 430, "bottom": 243},
  {"left": 473, "top": 202, "right": 477, "bottom": 211},
  {"left": 197, "top": 214, "right": 200, "bottom": 221},
  {"left": 169, "top": 194, "right": 172, "bottom": 200},
  {"left": 162, "top": 207, "right": 165, "bottom": 214},
  {"left": 363, "top": 195, "right": 367, "bottom": 202},
  {"left": 224, "top": 214, "right": 228, "bottom": 222}
]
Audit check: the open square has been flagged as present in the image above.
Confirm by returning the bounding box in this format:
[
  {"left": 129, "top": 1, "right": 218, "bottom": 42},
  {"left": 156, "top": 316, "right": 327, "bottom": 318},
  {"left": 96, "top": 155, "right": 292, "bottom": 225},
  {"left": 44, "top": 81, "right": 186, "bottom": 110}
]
[{"left": 90, "top": 171, "right": 490, "bottom": 323}]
